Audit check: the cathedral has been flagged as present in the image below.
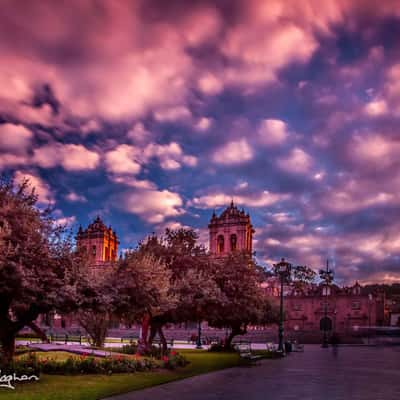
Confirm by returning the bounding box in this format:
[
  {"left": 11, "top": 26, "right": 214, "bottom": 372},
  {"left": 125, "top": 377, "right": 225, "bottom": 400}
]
[
  {"left": 76, "top": 216, "right": 119, "bottom": 265},
  {"left": 208, "top": 201, "right": 254, "bottom": 255}
]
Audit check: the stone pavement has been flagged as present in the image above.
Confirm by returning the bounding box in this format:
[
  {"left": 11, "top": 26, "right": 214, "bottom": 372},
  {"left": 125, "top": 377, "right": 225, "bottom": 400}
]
[
  {"left": 25, "top": 343, "right": 115, "bottom": 357},
  {"left": 105, "top": 345, "right": 400, "bottom": 400}
]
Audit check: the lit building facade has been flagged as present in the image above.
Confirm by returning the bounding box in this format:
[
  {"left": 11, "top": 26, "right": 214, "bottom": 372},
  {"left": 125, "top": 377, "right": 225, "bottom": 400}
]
[
  {"left": 76, "top": 216, "right": 119, "bottom": 265},
  {"left": 208, "top": 201, "right": 254, "bottom": 256}
]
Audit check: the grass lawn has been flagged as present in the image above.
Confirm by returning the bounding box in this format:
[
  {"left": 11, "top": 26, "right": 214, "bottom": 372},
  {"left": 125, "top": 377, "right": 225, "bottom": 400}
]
[{"left": 0, "top": 350, "right": 243, "bottom": 400}]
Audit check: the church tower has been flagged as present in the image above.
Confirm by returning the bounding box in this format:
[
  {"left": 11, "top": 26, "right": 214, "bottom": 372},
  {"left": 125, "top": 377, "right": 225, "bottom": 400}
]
[
  {"left": 208, "top": 201, "right": 254, "bottom": 256},
  {"left": 76, "top": 216, "right": 119, "bottom": 265}
]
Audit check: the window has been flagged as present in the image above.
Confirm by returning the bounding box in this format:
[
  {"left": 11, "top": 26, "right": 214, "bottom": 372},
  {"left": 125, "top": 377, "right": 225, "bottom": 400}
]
[
  {"left": 351, "top": 301, "right": 361, "bottom": 310},
  {"left": 92, "top": 245, "right": 96, "bottom": 256},
  {"left": 322, "top": 286, "right": 331, "bottom": 296},
  {"left": 230, "top": 234, "right": 237, "bottom": 251},
  {"left": 217, "top": 235, "right": 224, "bottom": 253}
]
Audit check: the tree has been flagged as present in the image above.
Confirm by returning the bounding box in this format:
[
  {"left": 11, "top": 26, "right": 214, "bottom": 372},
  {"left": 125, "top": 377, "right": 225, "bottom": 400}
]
[
  {"left": 0, "top": 179, "right": 83, "bottom": 363},
  {"left": 76, "top": 267, "right": 116, "bottom": 348},
  {"left": 292, "top": 265, "right": 317, "bottom": 287},
  {"left": 206, "top": 252, "right": 270, "bottom": 348},
  {"left": 136, "top": 228, "right": 217, "bottom": 354},
  {"left": 113, "top": 250, "right": 174, "bottom": 354}
]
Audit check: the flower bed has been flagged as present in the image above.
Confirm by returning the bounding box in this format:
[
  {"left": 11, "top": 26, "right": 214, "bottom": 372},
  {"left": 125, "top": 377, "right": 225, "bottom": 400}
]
[
  {"left": 162, "top": 351, "right": 189, "bottom": 369},
  {"left": 3, "top": 351, "right": 189, "bottom": 376}
]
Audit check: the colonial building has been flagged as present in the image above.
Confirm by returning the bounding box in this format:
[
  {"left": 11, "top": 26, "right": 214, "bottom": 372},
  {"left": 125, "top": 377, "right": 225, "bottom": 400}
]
[
  {"left": 262, "top": 279, "right": 387, "bottom": 340},
  {"left": 76, "top": 216, "right": 119, "bottom": 265},
  {"left": 208, "top": 201, "right": 254, "bottom": 256}
]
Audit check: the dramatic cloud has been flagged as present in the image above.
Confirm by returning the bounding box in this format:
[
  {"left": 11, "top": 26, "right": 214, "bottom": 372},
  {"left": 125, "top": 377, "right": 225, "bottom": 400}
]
[
  {"left": 105, "top": 145, "right": 141, "bottom": 175},
  {"left": 277, "top": 148, "right": 313, "bottom": 175},
  {"left": 189, "top": 190, "right": 288, "bottom": 209},
  {"left": 33, "top": 143, "right": 100, "bottom": 171},
  {"left": 212, "top": 139, "right": 253, "bottom": 165},
  {"left": 14, "top": 170, "right": 54, "bottom": 205},
  {"left": 0, "top": 123, "right": 33, "bottom": 152},
  {"left": 119, "top": 189, "right": 184, "bottom": 224},
  {"left": 2, "top": 1, "right": 400, "bottom": 283},
  {"left": 258, "top": 119, "right": 289, "bottom": 146}
]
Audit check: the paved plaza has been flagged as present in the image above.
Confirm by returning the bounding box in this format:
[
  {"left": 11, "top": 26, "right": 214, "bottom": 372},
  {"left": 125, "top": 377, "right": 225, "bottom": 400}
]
[{"left": 106, "top": 345, "right": 400, "bottom": 400}]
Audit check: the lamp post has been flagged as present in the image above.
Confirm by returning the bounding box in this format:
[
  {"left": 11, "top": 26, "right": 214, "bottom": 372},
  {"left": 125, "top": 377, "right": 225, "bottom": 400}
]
[
  {"left": 368, "top": 293, "right": 373, "bottom": 345},
  {"left": 274, "top": 258, "right": 292, "bottom": 353},
  {"left": 196, "top": 320, "right": 203, "bottom": 349},
  {"left": 319, "top": 260, "right": 334, "bottom": 348}
]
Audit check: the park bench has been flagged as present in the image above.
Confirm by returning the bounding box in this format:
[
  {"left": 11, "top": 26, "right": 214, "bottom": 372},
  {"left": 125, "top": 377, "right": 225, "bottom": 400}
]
[
  {"left": 49, "top": 333, "right": 84, "bottom": 344},
  {"left": 235, "top": 343, "right": 262, "bottom": 364}
]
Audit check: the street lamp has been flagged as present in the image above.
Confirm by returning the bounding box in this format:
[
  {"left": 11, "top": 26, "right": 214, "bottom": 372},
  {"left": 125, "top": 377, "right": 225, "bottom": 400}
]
[
  {"left": 368, "top": 293, "right": 373, "bottom": 345},
  {"left": 319, "top": 260, "right": 334, "bottom": 348},
  {"left": 196, "top": 320, "right": 203, "bottom": 349},
  {"left": 274, "top": 258, "right": 292, "bottom": 353}
]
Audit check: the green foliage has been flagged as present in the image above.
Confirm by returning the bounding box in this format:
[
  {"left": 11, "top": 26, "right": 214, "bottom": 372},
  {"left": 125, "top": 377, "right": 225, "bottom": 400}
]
[
  {"left": 0, "top": 350, "right": 241, "bottom": 400},
  {"left": 15, "top": 353, "right": 158, "bottom": 375},
  {"left": 0, "top": 351, "right": 40, "bottom": 376},
  {"left": 161, "top": 351, "right": 189, "bottom": 369},
  {"left": 208, "top": 343, "right": 236, "bottom": 352}
]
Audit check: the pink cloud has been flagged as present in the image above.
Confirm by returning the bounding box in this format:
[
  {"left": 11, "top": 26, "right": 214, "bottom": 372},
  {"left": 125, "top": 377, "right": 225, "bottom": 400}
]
[
  {"left": 0, "top": 123, "right": 33, "bottom": 153},
  {"left": 105, "top": 145, "right": 141, "bottom": 175},
  {"left": 257, "top": 119, "right": 289, "bottom": 146},
  {"left": 277, "top": 148, "right": 313, "bottom": 174},
  {"left": 120, "top": 189, "right": 184, "bottom": 223},
  {"left": 212, "top": 139, "right": 253, "bottom": 165},
  {"left": 189, "top": 190, "right": 288, "bottom": 209},
  {"left": 14, "top": 170, "right": 55, "bottom": 205},
  {"left": 33, "top": 143, "right": 100, "bottom": 171}
]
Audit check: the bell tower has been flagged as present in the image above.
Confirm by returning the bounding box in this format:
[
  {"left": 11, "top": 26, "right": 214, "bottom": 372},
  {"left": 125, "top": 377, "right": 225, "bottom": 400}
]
[
  {"left": 76, "top": 216, "right": 119, "bottom": 265},
  {"left": 208, "top": 201, "right": 254, "bottom": 256}
]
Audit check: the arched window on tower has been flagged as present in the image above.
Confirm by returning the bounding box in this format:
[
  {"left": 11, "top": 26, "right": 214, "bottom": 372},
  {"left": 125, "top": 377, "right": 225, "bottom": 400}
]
[
  {"left": 230, "top": 234, "right": 237, "bottom": 251},
  {"left": 217, "top": 235, "right": 224, "bottom": 253}
]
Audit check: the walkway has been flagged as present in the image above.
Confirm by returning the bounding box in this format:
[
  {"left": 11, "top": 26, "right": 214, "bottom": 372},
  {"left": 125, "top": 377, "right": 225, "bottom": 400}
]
[
  {"left": 26, "top": 343, "right": 115, "bottom": 357},
  {"left": 105, "top": 345, "right": 400, "bottom": 400}
]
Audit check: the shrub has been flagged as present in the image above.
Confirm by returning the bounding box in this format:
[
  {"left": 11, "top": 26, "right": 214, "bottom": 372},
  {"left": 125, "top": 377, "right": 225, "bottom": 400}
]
[
  {"left": 0, "top": 352, "right": 40, "bottom": 377},
  {"left": 208, "top": 343, "right": 236, "bottom": 352},
  {"left": 36, "top": 354, "right": 158, "bottom": 375},
  {"left": 113, "top": 343, "right": 138, "bottom": 355},
  {"left": 162, "top": 351, "right": 189, "bottom": 370}
]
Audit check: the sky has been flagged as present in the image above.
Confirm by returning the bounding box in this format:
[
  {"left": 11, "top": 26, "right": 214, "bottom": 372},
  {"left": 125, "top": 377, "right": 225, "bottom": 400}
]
[{"left": 0, "top": 0, "right": 400, "bottom": 284}]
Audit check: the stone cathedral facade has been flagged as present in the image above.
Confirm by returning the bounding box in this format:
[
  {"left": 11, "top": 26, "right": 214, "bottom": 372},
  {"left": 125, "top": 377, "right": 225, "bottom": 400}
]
[{"left": 208, "top": 201, "right": 254, "bottom": 256}]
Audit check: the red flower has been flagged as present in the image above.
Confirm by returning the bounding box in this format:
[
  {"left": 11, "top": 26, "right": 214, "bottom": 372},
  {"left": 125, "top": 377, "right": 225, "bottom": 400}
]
[
  {"left": 171, "top": 351, "right": 177, "bottom": 356},
  {"left": 162, "top": 356, "right": 169, "bottom": 362}
]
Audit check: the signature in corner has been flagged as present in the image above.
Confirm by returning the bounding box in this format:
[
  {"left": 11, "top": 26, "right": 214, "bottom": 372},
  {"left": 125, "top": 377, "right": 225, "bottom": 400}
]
[{"left": 0, "top": 370, "right": 39, "bottom": 390}]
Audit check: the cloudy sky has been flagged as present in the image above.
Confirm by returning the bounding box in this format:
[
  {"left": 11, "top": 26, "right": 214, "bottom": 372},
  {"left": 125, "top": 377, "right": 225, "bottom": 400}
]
[{"left": 1, "top": 0, "right": 400, "bottom": 283}]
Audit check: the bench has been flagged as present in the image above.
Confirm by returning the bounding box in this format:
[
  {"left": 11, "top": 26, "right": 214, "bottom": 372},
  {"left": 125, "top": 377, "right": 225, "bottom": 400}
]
[
  {"left": 236, "top": 343, "right": 262, "bottom": 364},
  {"left": 49, "top": 333, "right": 84, "bottom": 344}
]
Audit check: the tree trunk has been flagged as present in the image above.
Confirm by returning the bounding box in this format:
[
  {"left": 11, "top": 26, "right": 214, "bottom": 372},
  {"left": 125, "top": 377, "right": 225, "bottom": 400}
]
[
  {"left": 0, "top": 334, "right": 16, "bottom": 364},
  {"left": 158, "top": 326, "right": 168, "bottom": 355},
  {"left": 148, "top": 324, "right": 157, "bottom": 347},
  {"left": 225, "top": 325, "right": 247, "bottom": 349},
  {"left": 137, "top": 315, "right": 151, "bottom": 354},
  {"left": 26, "top": 321, "right": 49, "bottom": 343}
]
